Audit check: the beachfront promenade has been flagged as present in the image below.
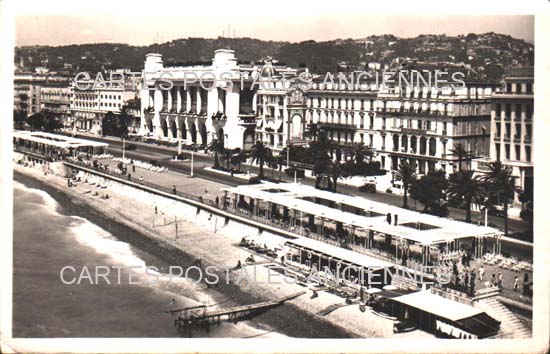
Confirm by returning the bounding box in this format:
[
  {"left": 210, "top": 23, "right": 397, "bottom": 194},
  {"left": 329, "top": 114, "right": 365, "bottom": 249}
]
[
  {"left": 13, "top": 152, "right": 532, "bottom": 338},
  {"left": 60, "top": 132, "right": 530, "bottom": 235},
  {"left": 14, "top": 160, "right": 436, "bottom": 339},
  {"left": 61, "top": 156, "right": 532, "bottom": 306}
]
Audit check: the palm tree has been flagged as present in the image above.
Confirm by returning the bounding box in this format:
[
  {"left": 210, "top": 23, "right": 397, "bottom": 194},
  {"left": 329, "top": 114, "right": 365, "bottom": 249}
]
[
  {"left": 13, "top": 110, "right": 27, "bottom": 130},
  {"left": 480, "top": 161, "right": 517, "bottom": 235},
  {"left": 249, "top": 141, "right": 271, "bottom": 178},
  {"left": 208, "top": 139, "right": 224, "bottom": 168},
  {"left": 348, "top": 142, "right": 374, "bottom": 164},
  {"left": 395, "top": 160, "right": 417, "bottom": 209},
  {"left": 328, "top": 160, "right": 345, "bottom": 193},
  {"left": 447, "top": 170, "right": 485, "bottom": 223},
  {"left": 449, "top": 143, "right": 474, "bottom": 171},
  {"left": 311, "top": 130, "right": 337, "bottom": 189},
  {"left": 118, "top": 106, "right": 133, "bottom": 139}
]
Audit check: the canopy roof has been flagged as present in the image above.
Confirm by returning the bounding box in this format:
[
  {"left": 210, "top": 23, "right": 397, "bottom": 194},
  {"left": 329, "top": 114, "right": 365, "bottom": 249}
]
[
  {"left": 14, "top": 131, "right": 108, "bottom": 149},
  {"left": 223, "top": 182, "right": 501, "bottom": 245},
  {"left": 285, "top": 237, "right": 393, "bottom": 270},
  {"left": 392, "top": 290, "right": 482, "bottom": 321}
]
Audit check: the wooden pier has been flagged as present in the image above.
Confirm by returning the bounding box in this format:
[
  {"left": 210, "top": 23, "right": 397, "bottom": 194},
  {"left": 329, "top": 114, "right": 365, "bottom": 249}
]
[{"left": 171, "top": 292, "right": 305, "bottom": 330}]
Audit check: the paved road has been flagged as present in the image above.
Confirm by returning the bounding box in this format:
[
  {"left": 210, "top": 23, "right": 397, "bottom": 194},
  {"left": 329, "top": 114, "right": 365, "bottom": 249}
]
[
  {"left": 67, "top": 133, "right": 532, "bottom": 260},
  {"left": 76, "top": 133, "right": 529, "bottom": 232}
]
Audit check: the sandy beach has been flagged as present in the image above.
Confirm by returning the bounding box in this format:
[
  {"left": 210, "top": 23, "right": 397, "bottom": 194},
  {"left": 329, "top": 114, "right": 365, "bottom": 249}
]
[{"left": 13, "top": 161, "right": 432, "bottom": 339}]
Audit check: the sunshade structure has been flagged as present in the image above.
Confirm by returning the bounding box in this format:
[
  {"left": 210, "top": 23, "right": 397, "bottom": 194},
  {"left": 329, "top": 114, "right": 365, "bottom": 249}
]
[
  {"left": 284, "top": 237, "right": 395, "bottom": 287},
  {"left": 221, "top": 182, "right": 503, "bottom": 280},
  {"left": 13, "top": 131, "right": 109, "bottom": 158},
  {"left": 391, "top": 290, "right": 500, "bottom": 338}
]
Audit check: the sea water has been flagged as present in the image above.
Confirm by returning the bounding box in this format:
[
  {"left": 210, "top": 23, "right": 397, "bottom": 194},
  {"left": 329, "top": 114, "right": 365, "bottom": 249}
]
[{"left": 12, "top": 180, "right": 285, "bottom": 338}]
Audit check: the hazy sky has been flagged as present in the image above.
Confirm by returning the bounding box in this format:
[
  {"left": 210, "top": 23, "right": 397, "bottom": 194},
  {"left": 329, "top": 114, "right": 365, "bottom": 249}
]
[{"left": 13, "top": 1, "right": 535, "bottom": 46}]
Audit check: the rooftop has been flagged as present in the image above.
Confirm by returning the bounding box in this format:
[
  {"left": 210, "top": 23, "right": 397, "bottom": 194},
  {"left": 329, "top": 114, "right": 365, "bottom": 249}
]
[
  {"left": 13, "top": 131, "right": 108, "bottom": 149},
  {"left": 223, "top": 182, "right": 501, "bottom": 245}
]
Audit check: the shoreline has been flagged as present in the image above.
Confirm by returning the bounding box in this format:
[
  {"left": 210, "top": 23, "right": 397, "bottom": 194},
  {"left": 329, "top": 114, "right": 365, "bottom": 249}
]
[{"left": 13, "top": 169, "right": 359, "bottom": 338}]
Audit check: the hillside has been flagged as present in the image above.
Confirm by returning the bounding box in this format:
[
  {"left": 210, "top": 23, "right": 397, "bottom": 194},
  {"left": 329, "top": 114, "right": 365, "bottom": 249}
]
[{"left": 15, "top": 32, "right": 533, "bottom": 81}]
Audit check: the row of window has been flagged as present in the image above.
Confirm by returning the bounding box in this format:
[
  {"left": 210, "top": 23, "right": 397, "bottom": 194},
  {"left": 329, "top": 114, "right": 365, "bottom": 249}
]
[
  {"left": 73, "top": 102, "right": 121, "bottom": 108},
  {"left": 73, "top": 94, "right": 122, "bottom": 100},
  {"left": 505, "top": 82, "right": 533, "bottom": 94},
  {"left": 495, "top": 143, "right": 532, "bottom": 162},
  {"left": 495, "top": 103, "right": 533, "bottom": 119},
  {"left": 495, "top": 122, "right": 532, "bottom": 140},
  {"left": 309, "top": 97, "right": 375, "bottom": 110}
]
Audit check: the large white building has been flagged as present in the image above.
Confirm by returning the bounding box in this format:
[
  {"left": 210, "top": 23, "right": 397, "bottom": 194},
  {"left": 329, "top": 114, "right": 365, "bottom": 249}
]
[
  {"left": 140, "top": 50, "right": 302, "bottom": 150},
  {"left": 488, "top": 67, "right": 533, "bottom": 201},
  {"left": 305, "top": 79, "right": 495, "bottom": 175},
  {"left": 14, "top": 72, "right": 70, "bottom": 118},
  {"left": 70, "top": 70, "right": 140, "bottom": 134}
]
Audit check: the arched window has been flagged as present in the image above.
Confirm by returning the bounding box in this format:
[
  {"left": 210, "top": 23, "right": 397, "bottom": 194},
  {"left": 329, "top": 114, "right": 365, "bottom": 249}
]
[
  {"left": 419, "top": 136, "right": 427, "bottom": 155},
  {"left": 393, "top": 134, "right": 399, "bottom": 151},
  {"left": 410, "top": 136, "right": 417, "bottom": 154},
  {"left": 429, "top": 137, "right": 437, "bottom": 156},
  {"left": 401, "top": 135, "right": 408, "bottom": 152}
]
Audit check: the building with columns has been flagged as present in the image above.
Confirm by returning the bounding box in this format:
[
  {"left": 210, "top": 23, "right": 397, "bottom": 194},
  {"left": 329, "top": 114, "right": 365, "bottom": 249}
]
[
  {"left": 488, "top": 67, "right": 534, "bottom": 201},
  {"left": 140, "top": 50, "right": 301, "bottom": 150}
]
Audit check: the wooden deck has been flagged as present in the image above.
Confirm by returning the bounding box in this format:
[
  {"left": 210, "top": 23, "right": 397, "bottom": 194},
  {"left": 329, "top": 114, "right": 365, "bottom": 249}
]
[{"left": 173, "top": 291, "right": 306, "bottom": 329}]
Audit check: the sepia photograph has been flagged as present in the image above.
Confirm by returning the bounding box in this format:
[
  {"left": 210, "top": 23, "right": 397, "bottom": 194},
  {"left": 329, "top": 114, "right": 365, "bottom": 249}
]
[{"left": 0, "top": 1, "right": 549, "bottom": 353}]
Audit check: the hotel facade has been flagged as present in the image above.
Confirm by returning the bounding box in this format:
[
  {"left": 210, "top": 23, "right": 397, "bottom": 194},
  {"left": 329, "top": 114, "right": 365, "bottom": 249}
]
[
  {"left": 139, "top": 50, "right": 496, "bottom": 178},
  {"left": 488, "top": 67, "right": 534, "bottom": 201},
  {"left": 70, "top": 69, "right": 141, "bottom": 135},
  {"left": 139, "top": 50, "right": 302, "bottom": 150},
  {"left": 305, "top": 79, "right": 495, "bottom": 176},
  {"left": 14, "top": 72, "right": 71, "bottom": 119}
]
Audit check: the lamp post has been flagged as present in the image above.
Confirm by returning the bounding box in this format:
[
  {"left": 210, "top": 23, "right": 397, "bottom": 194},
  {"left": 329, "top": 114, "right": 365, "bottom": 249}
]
[
  {"left": 122, "top": 137, "right": 126, "bottom": 160},
  {"left": 190, "top": 148, "right": 194, "bottom": 177}
]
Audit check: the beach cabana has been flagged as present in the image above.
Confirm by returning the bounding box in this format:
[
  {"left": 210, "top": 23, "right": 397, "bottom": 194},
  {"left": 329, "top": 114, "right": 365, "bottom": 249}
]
[{"left": 391, "top": 290, "right": 501, "bottom": 338}]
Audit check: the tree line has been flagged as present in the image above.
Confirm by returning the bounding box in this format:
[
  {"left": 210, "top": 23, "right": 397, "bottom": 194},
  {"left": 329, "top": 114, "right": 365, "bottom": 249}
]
[{"left": 395, "top": 143, "right": 532, "bottom": 238}]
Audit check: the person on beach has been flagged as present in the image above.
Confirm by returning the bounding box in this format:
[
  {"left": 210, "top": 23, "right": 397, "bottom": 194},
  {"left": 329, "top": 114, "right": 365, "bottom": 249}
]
[
  {"left": 173, "top": 185, "right": 177, "bottom": 194},
  {"left": 498, "top": 272, "right": 503, "bottom": 288},
  {"left": 235, "top": 260, "right": 242, "bottom": 269},
  {"left": 513, "top": 276, "right": 519, "bottom": 291},
  {"left": 490, "top": 274, "right": 496, "bottom": 287},
  {"left": 479, "top": 265, "right": 485, "bottom": 281},
  {"left": 140, "top": 176, "right": 144, "bottom": 185}
]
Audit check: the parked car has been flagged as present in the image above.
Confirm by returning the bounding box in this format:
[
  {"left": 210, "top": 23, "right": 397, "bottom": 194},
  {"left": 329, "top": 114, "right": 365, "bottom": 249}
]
[
  {"left": 359, "top": 183, "right": 376, "bottom": 193},
  {"left": 248, "top": 176, "right": 261, "bottom": 185}
]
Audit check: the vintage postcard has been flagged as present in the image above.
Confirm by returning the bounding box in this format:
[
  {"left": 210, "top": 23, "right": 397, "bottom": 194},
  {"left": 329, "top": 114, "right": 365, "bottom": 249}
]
[{"left": 1, "top": 0, "right": 549, "bottom": 353}]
